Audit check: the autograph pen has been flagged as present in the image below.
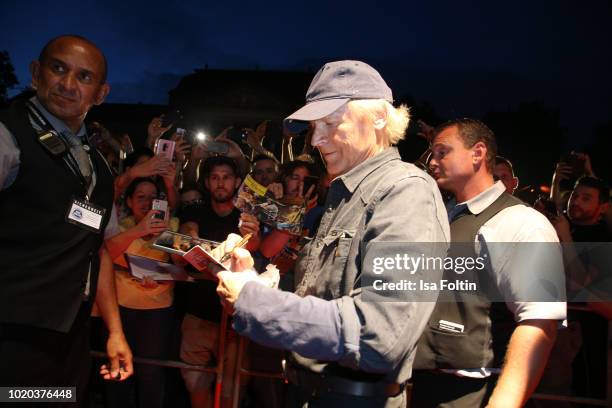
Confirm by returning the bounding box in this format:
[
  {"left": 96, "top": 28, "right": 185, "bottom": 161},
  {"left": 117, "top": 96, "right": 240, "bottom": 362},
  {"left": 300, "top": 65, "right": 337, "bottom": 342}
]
[{"left": 219, "top": 233, "right": 252, "bottom": 263}]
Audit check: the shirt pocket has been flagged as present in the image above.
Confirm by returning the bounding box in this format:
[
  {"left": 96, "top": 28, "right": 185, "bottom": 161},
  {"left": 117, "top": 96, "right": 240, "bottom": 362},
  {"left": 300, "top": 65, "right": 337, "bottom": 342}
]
[
  {"left": 317, "top": 229, "right": 355, "bottom": 296},
  {"left": 322, "top": 229, "right": 354, "bottom": 257}
]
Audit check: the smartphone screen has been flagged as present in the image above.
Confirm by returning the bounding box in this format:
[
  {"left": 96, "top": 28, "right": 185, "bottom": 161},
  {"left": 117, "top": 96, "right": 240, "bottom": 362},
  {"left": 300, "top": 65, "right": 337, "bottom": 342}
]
[{"left": 206, "top": 141, "right": 230, "bottom": 155}]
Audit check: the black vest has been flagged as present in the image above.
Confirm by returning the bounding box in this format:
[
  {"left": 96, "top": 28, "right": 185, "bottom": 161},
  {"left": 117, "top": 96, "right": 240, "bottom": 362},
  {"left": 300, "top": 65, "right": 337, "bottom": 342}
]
[
  {"left": 414, "top": 192, "right": 524, "bottom": 369},
  {"left": 0, "top": 99, "right": 113, "bottom": 333}
]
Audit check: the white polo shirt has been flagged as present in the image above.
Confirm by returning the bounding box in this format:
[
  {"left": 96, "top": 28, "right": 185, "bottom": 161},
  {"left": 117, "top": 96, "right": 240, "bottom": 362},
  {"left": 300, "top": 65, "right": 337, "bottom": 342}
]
[{"left": 444, "top": 181, "right": 567, "bottom": 378}]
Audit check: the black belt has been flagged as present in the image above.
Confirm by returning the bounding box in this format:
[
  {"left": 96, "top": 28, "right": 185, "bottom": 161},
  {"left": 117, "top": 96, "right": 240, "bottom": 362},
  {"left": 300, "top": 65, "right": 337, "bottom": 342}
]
[{"left": 284, "top": 366, "right": 405, "bottom": 398}]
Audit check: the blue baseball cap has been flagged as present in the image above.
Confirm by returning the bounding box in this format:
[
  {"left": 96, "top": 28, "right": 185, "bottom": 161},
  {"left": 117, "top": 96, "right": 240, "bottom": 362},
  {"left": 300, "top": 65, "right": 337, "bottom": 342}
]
[{"left": 284, "top": 60, "right": 393, "bottom": 133}]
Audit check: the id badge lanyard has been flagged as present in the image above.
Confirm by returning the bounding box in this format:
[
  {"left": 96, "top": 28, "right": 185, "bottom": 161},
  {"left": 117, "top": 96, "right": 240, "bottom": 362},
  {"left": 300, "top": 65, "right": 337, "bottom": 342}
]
[{"left": 27, "top": 101, "right": 93, "bottom": 200}]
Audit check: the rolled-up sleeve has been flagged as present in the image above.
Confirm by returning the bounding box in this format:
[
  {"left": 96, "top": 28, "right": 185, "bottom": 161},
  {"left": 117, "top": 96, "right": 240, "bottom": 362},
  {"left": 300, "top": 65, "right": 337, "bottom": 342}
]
[{"left": 478, "top": 206, "right": 567, "bottom": 323}]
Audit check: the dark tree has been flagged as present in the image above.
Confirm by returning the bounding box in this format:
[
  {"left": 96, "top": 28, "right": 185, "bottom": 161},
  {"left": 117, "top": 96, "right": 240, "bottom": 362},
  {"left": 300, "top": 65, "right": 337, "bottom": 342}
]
[{"left": 0, "top": 51, "right": 19, "bottom": 107}]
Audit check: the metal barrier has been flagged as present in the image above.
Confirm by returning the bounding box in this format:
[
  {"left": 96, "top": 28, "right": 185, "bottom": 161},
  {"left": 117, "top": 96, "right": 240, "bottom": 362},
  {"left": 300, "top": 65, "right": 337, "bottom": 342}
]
[
  {"left": 530, "top": 393, "right": 609, "bottom": 406},
  {"left": 93, "top": 309, "right": 234, "bottom": 408},
  {"left": 92, "top": 310, "right": 611, "bottom": 407},
  {"left": 92, "top": 308, "right": 285, "bottom": 408},
  {"left": 528, "top": 306, "right": 611, "bottom": 407},
  {"left": 231, "top": 336, "right": 283, "bottom": 408}
]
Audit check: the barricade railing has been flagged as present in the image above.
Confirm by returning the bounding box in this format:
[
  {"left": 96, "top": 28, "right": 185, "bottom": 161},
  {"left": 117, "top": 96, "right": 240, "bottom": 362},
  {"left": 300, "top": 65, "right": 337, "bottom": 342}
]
[
  {"left": 527, "top": 305, "right": 611, "bottom": 407},
  {"left": 92, "top": 309, "right": 235, "bottom": 408},
  {"left": 92, "top": 308, "right": 611, "bottom": 407},
  {"left": 231, "top": 336, "right": 284, "bottom": 408}
]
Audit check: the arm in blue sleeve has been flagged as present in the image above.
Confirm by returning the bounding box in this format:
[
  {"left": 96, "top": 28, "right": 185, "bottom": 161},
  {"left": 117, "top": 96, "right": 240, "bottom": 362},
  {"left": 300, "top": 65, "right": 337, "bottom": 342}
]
[{"left": 232, "top": 281, "right": 345, "bottom": 361}]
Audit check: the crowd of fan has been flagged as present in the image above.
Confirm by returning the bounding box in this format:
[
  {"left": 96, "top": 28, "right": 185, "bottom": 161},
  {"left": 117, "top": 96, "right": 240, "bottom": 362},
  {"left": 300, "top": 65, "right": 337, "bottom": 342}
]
[{"left": 88, "top": 114, "right": 611, "bottom": 408}]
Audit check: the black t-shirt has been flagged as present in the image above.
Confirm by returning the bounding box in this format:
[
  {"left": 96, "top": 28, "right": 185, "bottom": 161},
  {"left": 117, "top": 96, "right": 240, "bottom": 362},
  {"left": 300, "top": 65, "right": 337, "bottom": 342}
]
[
  {"left": 178, "top": 203, "right": 241, "bottom": 322},
  {"left": 570, "top": 222, "right": 611, "bottom": 243},
  {"left": 570, "top": 222, "right": 611, "bottom": 298},
  {"left": 568, "top": 223, "right": 610, "bottom": 397}
]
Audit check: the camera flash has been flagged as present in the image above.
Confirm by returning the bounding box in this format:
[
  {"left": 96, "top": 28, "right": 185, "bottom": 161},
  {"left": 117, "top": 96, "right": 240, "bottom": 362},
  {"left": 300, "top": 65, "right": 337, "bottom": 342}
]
[{"left": 196, "top": 132, "right": 206, "bottom": 142}]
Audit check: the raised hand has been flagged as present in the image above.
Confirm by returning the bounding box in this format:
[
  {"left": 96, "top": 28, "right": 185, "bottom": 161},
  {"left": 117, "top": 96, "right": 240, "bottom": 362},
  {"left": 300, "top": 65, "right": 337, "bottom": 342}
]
[
  {"left": 552, "top": 161, "right": 573, "bottom": 185},
  {"left": 416, "top": 119, "right": 436, "bottom": 143},
  {"left": 160, "top": 162, "right": 177, "bottom": 187},
  {"left": 171, "top": 132, "right": 191, "bottom": 162},
  {"left": 239, "top": 213, "right": 260, "bottom": 238},
  {"left": 267, "top": 182, "right": 284, "bottom": 200},
  {"left": 146, "top": 116, "right": 172, "bottom": 148},
  {"left": 135, "top": 209, "right": 168, "bottom": 238}
]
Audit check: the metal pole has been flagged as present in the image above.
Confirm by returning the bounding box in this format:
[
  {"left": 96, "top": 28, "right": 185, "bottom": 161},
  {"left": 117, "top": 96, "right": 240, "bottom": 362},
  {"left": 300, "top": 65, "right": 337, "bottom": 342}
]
[
  {"left": 214, "top": 309, "right": 229, "bottom": 408},
  {"left": 231, "top": 336, "right": 247, "bottom": 408}
]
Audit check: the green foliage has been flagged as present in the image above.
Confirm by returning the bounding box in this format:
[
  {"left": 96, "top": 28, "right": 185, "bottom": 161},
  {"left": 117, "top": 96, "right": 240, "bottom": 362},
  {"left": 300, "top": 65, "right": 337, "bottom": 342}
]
[{"left": 0, "top": 51, "right": 19, "bottom": 106}]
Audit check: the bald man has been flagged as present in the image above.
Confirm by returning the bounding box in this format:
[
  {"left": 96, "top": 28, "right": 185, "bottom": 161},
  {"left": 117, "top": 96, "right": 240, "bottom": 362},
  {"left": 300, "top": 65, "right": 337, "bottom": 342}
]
[{"left": 0, "top": 35, "right": 132, "bottom": 406}]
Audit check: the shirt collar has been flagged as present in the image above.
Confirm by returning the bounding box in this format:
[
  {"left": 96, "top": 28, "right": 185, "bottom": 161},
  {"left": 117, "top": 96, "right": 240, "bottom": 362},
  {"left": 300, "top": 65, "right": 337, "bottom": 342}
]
[
  {"left": 335, "top": 147, "right": 402, "bottom": 193},
  {"left": 448, "top": 180, "right": 506, "bottom": 216},
  {"left": 29, "top": 96, "right": 87, "bottom": 140}
]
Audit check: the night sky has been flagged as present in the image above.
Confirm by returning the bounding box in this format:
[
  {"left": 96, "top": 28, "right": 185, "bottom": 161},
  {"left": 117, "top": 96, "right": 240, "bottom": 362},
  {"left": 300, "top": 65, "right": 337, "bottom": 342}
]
[{"left": 1, "top": 0, "right": 611, "bottom": 152}]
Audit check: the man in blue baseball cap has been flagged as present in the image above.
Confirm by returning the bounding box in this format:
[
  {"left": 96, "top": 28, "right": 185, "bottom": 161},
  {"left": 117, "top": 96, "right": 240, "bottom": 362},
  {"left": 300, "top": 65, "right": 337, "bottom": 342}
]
[{"left": 217, "top": 60, "right": 450, "bottom": 407}]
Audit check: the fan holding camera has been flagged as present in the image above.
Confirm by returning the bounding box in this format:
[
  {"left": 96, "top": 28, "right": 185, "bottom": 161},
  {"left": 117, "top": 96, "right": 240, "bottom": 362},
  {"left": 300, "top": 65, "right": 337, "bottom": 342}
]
[
  {"left": 114, "top": 112, "right": 192, "bottom": 213},
  {"left": 183, "top": 126, "right": 252, "bottom": 186},
  {"left": 550, "top": 151, "right": 596, "bottom": 213},
  {"left": 113, "top": 147, "right": 179, "bottom": 216},
  {"left": 104, "top": 176, "right": 180, "bottom": 408}
]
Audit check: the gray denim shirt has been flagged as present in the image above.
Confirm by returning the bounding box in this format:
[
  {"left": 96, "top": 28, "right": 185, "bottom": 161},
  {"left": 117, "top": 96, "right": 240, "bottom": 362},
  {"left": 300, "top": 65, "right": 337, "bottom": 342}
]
[{"left": 234, "top": 147, "right": 450, "bottom": 383}]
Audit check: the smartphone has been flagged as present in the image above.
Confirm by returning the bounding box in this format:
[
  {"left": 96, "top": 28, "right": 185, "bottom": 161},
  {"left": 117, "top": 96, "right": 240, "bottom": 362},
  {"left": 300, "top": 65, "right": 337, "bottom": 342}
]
[
  {"left": 152, "top": 199, "right": 168, "bottom": 220},
  {"left": 205, "top": 141, "right": 230, "bottom": 155},
  {"left": 302, "top": 176, "right": 319, "bottom": 195},
  {"left": 561, "top": 152, "right": 586, "bottom": 180},
  {"left": 155, "top": 139, "right": 175, "bottom": 160}
]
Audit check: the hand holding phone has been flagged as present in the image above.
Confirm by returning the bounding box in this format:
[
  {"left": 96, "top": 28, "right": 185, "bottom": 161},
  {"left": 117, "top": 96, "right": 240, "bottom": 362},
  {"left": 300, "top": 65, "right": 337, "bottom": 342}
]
[
  {"left": 155, "top": 139, "right": 176, "bottom": 160},
  {"left": 152, "top": 199, "right": 168, "bottom": 221},
  {"left": 560, "top": 151, "right": 586, "bottom": 180}
]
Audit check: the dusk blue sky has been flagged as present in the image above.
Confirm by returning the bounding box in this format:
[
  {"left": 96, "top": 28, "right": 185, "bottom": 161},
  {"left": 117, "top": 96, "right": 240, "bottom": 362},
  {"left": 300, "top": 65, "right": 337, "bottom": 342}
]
[{"left": 1, "top": 0, "right": 610, "bottom": 148}]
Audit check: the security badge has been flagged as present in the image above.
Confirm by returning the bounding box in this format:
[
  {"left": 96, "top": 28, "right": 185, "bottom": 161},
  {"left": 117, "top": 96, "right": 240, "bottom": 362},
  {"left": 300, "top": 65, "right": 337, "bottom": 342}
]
[
  {"left": 27, "top": 100, "right": 106, "bottom": 233},
  {"left": 61, "top": 147, "right": 104, "bottom": 233},
  {"left": 66, "top": 196, "right": 106, "bottom": 233}
]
